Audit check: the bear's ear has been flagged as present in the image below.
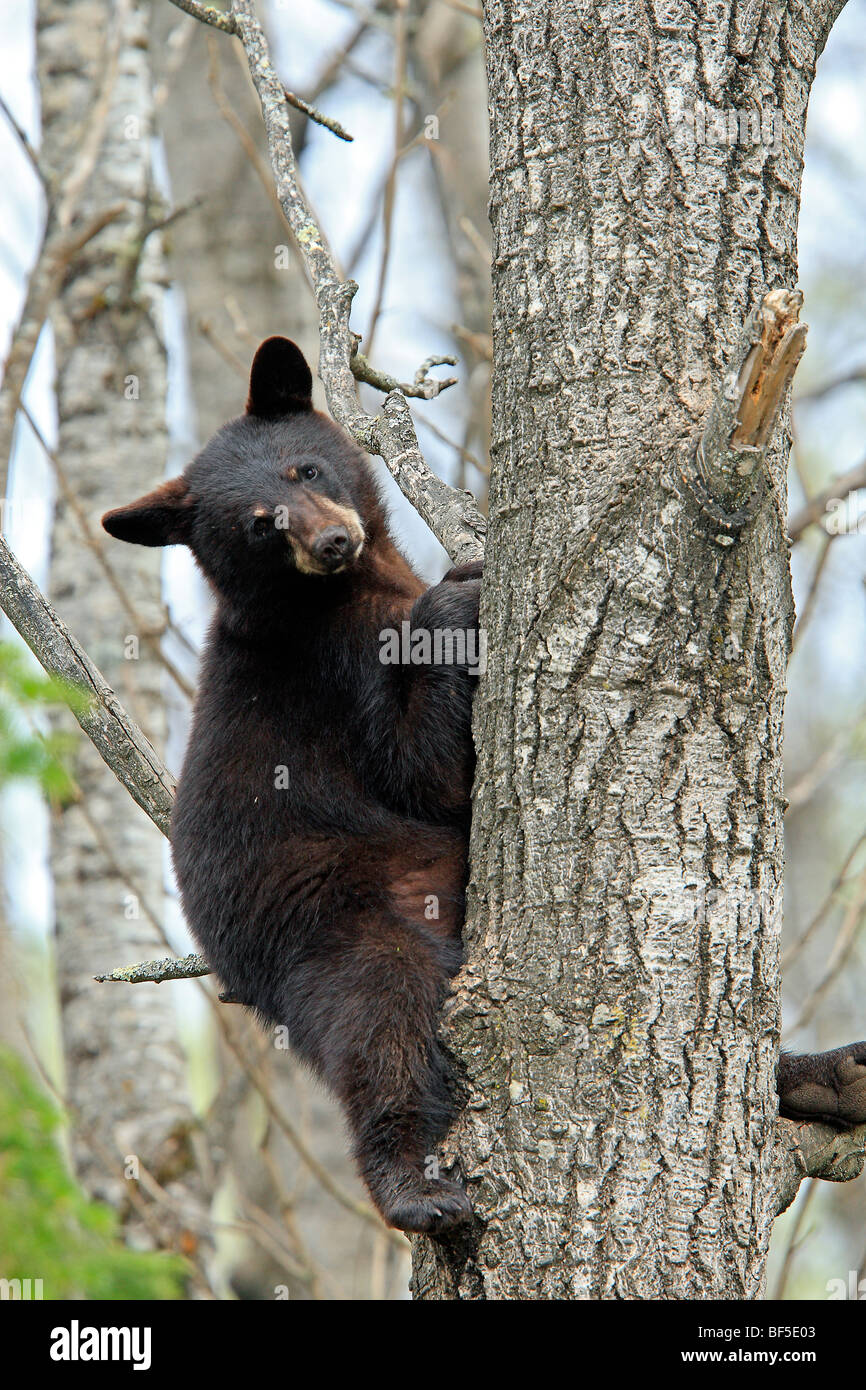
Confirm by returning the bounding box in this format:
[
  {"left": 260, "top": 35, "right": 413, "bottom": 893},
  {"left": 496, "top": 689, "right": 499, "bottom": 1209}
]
[
  {"left": 102, "top": 477, "right": 195, "bottom": 548},
  {"left": 246, "top": 336, "right": 313, "bottom": 418}
]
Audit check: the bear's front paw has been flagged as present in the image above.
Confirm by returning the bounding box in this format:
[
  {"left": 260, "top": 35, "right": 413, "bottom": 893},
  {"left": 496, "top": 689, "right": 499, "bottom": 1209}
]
[
  {"left": 778, "top": 1042, "right": 866, "bottom": 1125},
  {"left": 381, "top": 1177, "right": 472, "bottom": 1235}
]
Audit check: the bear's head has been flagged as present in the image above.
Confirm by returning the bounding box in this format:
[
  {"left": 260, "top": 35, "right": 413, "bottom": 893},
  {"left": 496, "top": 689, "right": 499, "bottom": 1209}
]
[{"left": 102, "top": 338, "right": 384, "bottom": 608}]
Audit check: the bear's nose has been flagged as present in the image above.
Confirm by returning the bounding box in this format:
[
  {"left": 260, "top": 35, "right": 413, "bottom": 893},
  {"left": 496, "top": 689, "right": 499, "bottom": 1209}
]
[{"left": 312, "top": 526, "right": 351, "bottom": 567}]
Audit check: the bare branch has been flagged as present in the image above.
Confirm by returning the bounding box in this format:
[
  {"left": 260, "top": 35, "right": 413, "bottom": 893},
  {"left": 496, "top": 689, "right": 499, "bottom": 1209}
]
[
  {"left": 170, "top": 0, "right": 353, "bottom": 138},
  {"left": 364, "top": 0, "right": 409, "bottom": 357},
  {"left": 0, "top": 205, "right": 125, "bottom": 494},
  {"left": 795, "top": 364, "right": 866, "bottom": 409},
  {"left": 0, "top": 13, "right": 124, "bottom": 494},
  {"left": 791, "top": 531, "right": 833, "bottom": 647},
  {"left": 166, "top": 0, "right": 238, "bottom": 32},
  {"left": 94, "top": 952, "right": 209, "bottom": 984},
  {"left": 0, "top": 91, "right": 46, "bottom": 187},
  {"left": 281, "top": 86, "right": 354, "bottom": 143},
  {"left": 772, "top": 1177, "right": 818, "bottom": 1299},
  {"left": 350, "top": 347, "right": 458, "bottom": 399}
]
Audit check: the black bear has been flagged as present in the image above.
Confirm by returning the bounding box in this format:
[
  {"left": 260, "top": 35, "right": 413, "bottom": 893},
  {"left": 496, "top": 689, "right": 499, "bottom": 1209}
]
[{"left": 103, "top": 337, "right": 866, "bottom": 1233}]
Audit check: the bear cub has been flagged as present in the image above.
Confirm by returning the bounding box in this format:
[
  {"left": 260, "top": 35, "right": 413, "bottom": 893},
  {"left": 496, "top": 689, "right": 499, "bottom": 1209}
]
[
  {"left": 103, "top": 337, "right": 866, "bottom": 1233},
  {"left": 104, "top": 338, "right": 479, "bottom": 1233}
]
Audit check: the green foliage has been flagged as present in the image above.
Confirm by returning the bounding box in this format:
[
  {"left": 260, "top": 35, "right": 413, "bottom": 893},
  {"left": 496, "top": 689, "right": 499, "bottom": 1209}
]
[
  {"left": 0, "top": 641, "right": 87, "bottom": 804},
  {"left": 0, "top": 1049, "right": 187, "bottom": 1300}
]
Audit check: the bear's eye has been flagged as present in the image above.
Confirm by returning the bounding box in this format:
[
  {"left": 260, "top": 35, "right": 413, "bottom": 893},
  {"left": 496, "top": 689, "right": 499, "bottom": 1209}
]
[
  {"left": 251, "top": 514, "right": 272, "bottom": 537},
  {"left": 300, "top": 465, "right": 319, "bottom": 482}
]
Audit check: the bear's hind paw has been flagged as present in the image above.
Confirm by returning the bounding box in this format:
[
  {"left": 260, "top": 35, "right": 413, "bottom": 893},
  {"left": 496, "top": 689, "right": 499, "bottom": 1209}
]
[{"left": 381, "top": 1178, "right": 472, "bottom": 1235}]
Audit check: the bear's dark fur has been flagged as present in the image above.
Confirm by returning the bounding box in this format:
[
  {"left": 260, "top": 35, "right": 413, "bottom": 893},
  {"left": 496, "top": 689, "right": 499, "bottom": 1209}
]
[{"left": 103, "top": 337, "right": 866, "bottom": 1232}]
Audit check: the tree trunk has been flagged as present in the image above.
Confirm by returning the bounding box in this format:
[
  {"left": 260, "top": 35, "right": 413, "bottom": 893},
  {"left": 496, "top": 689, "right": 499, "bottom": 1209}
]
[
  {"left": 413, "top": 0, "right": 848, "bottom": 1300},
  {"left": 38, "top": 0, "right": 209, "bottom": 1263}
]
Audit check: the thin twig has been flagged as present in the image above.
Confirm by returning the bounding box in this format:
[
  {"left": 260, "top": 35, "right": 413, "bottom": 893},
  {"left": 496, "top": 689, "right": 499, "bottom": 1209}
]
[
  {"left": 169, "top": 0, "right": 354, "bottom": 138},
  {"left": 782, "top": 824, "right": 866, "bottom": 971},
  {"left": 364, "top": 0, "right": 409, "bottom": 357},
  {"left": 167, "top": 0, "right": 238, "bottom": 32},
  {"left": 791, "top": 531, "right": 833, "bottom": 650},
  {"left": 282, "top": 86, "right": 354, "bottom": 143},
  {"left": 788, "top": 873, "right": 866, "bottom": 1036},
  {"left": 351, "top": 348, "right": 458, "bottom": 399},
  {"left": 0, "top": 90, "right": 46, "bottom": 187},
  {"left": 772, "top": 1177, "right": 817, "bottom": 1299}
]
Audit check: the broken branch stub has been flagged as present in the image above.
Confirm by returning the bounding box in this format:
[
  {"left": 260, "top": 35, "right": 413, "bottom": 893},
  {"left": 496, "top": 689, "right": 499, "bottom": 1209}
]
[{"left": 690, "top": 289, "right": 807, "bottom": 529}]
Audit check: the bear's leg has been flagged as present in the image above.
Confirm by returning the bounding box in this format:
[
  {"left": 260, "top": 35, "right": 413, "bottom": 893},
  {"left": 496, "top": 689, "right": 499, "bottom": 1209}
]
[
  {"left": 777, "top": 1042, "right": 866, "bottom": 1124},
  {"left": 312, "top": 921, "right": 472, "bottom": 1234}
]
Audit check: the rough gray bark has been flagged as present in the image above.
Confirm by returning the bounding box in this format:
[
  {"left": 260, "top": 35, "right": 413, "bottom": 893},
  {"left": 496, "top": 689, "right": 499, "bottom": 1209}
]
[
  {"left": 38, "top": 0, "right": 209, "bottom": 1261},
  {"left": 412, "top": 1, "right": 850, "bottom": 1300}
]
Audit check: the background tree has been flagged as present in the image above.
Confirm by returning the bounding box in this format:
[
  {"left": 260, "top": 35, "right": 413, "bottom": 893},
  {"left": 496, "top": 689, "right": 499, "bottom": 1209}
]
[{"left": 36, "top": 0, "right": 211, "bottom": 1275}]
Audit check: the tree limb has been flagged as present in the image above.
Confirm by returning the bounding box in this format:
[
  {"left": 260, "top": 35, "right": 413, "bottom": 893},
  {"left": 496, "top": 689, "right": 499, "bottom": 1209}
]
[
  {"left": 0, "top": 205, "right": 126, "bottom": 494},
  {"left": 350, "top": 347, "right": 458, "bottom": 399},
  {"left": 94, "top": 952, "right": 209, "bottom": 984},
  {"left": 166, "top": 0, "right": 237, "bottom": 32}
]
